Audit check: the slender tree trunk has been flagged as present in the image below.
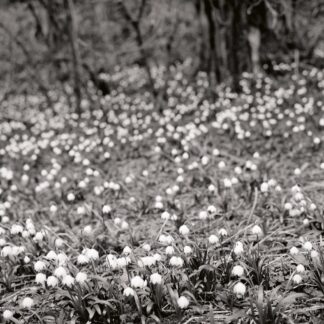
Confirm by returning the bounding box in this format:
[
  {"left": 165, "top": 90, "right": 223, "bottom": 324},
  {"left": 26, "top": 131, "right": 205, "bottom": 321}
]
[
  {"left": 230, "top": 0, "right": 241, "bottom": 92},
  {"left": 203, "top": 0, "right": 220, "bottom": 84},
  {"left": 118, "top": 0, "right": 156, "bottom": 98},
  {"left": 65, "top": 0, "right": 82, "bottom": 115},
  {"left": 248, "top": 26, "right": 261, "bottom": 75}
]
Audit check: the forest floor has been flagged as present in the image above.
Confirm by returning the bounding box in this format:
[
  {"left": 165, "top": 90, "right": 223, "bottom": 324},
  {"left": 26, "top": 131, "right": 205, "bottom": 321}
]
[{"left": 1, "top": 64, "right": 324, "bottom": 323}]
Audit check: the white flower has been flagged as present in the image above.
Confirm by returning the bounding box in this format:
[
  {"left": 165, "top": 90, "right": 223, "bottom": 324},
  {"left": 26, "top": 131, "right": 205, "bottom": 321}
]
[
  {"left": 55, "top": 238, "right": 64, "bottom": 248},
  {"left": 159, "top": 234, "right": 174, "bottom": 244},
  {"left": 54, "top": 266, "right": 68, "bottom": 278},
  {"left": 10, "top": 224, "right": 23, "bottom": 235},
  {"left": 292, "top": 274, "right": 302, "bottom": 284},
  {"left": 290, "top": 246, "right": 299, "bottom": 255},
  {"left": 83, "top": 225, "right": 92, "bottom": 236},
  {"left": 218, "top": 228, "right": 228, "bottom": 236},
  {"left": 235, "top": 166, "right": 242, "bottom": 174},
  {"left": 310, "top": 203, "right": 316, "bottom": 211},
  {"left": 3, "top": 310, "right": 13, "bottom": 320},
  {"left": 296, "top": 264, "right": 305, "bottom": 273},
  {"left": 62, "top": 275, "right": 75, "bottom": 288},
  {"left": 57, "top": 253, "right": 68, "bottom": 265},
  {"left": 201, "top": 156, "right": 209, "bottom": 165},
  {"left": 165, "top": 246, "right": 175, "bottom": 255},
  {"left": 150, "top": 273, "right": 162, "bottom": 285},
  {"left": 294, "top": 168, "right": 301, "bottom": 176},
  {"left": 207, "top": 205, "right": 217, "bottom": 214},
  {"left": 137, "top": 255, "right": 154, "bottom": 267},
  {"left": 123, "top": 246, "right": 132, "bottom": 255},
  {"left": 35, "top": 273, "right": 46, "bottom": 285},
  {"left": 177, "top": 296, "right": 190, "bottom": 309},
  {"left": 50, "top": 205, "right": 57, "bottom": 213},
  {"left": 284, "top": 202, "right": 292, "bottom": 210},
  {"left": 123, "top": 287, "right": 135, "bottom": 297},
  {"left": 184, "top": 246, "right": 192, "bottom": 255},
  {"left": 161, "top": 211, "right": 170, "bottom": 220},
  {"left": 21, "top": 297, "right": 34, "bottom": 309},
  {"left": 232, "top": 265, "right": 244, "bottom": 277},
  {"left": 76, "top": 272, "right": 88, "bottom": 284},
  {"left": 33, "top": 231, "right": 44, "bottom": 242},
  {"left": 199, "top": 211, "right": 208, "bottom": 220},
  {"left": 102, "top": 205, "right": 111, "bottom": 214},
  {"left": 142, "top": 244, "right": 151, "bottom": 252},
  {"left": 179, "top": 225, "right": 189, "bottom": 236},
  {"left": 24, "top": 256, "right": 30, "bottom": 264},
  {"left": 233, "top": 242, "right": 244, "bottom": 256},
  {"left": 46, "top": 251, "right": 58, "bottom": 261},
  {"left": 311, "top": 250, "right": 319, "bottom": 259},
  {"left": 121, "top": 221, "right": 129, "bottom": 230},
  {"left": 106, "top": 254, "right": 117, "bottom": 269},
  {"left": 231, "top": 177, "right": 238, "bottom": 185},
  {"left": 233, "top": 282, "right": 246, "bottom": 298},
  {"left": 153, "top": 253, "right": 162, "bottom": 261},
  {"left": 1, "top": 246, "right": 12, "bottom": 257},
  {"left": 208, "top": 235, "right": 219, "bottom": 244},
  {"left": 67, "top": 192, "right": 75, "bottom": 201},
  {"left": 169, "top": 256, "right": 184, "bottom": 267},
  {"left": 223, "top": 178, "right": 232, "bottom": 188},
  {"left": 260, "top": 182, "right": 269, "bottom": 193},
  {"left": 251, "top": 225, "right": 263, "bottom": 236},
  {"left": 47, "top": 275, "right": 59, "bottom": 288},
  {"left": 34, "top": 261, "right": 47, "bottom": 272},
  {"left": 117, "top": 256, "right": 131, "bottom": 268},
  {"left": 303, "top": 241, "right": 313, "bottom": 251},
  {"left": 83, "top": 248, "right": 99, "bottom": 260},
  {"left": 131, "top": 276, "right": 147, "bottom": 289}
]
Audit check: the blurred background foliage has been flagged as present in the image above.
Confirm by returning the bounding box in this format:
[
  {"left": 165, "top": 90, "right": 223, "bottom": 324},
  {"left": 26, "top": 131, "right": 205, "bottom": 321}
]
[{"left": 0, "top": 0, "right": 323, "bottom": 110}]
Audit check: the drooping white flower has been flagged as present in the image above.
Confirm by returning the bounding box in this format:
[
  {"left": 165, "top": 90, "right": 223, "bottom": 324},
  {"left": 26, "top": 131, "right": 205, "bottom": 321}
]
[
  {"left": 290, "top": 246, "right": 299, "bottom": 255},
  {"left": 233, "top": 282, "right": 246, "bottom": 298},
  {"left": 35, "top": 272, "right": 46, "bottom": 285},
  {"left": 233, "top": 242, "right": 244, "bottom": 256},
  {"left": 76, "top": 272, "right": 88, "bottom": 284},
  {"left": 150, "top": 273, "right": 162, "bottom": 285},
  {"left": 34, "top": 261, "right": 47, "bottom": 272},
  {"left": 177, "top": 296, "right": 190, "bottom": 309},
  {"left": 142, "top": 244, "right": 151, "bottom": 252},
  {"left": 47, "top": 275, "right": 59, "bottom": 288},
  {"left": 122, "top": 246, "right": 132, "bottom": 255},
  {"left": 3, "top": 310, "right": 14, "bottom": 321},
  {"left": 123, "top": 287, "right": 135, "bottom": 297},
  {"left": 62, "top": 275, "right": 75, "bottom": 288},
  {"left": 296, "top": 264, "right": 305, "bottom": 273},
  {"left": 166, "top": 246, "right": 175, "bottom": 255},
  {"left": 208, "top": 235, "right": 219, "bottom": 244},
  {"left": 183, "top": 246, "right": 192, "bottom": 255},
  {"left": 232, "top": 265, "right": 244, "bottom": 277},
  {"left": 21, "top": 297, "right": 34, "bottom": 309},
  {"left": 303, "top": 241, "right": 313, "bottom": 251},
  {"left": 131, "top": 276, "right": 147, "bottom": 289},
  {"left": 179, "top": 225, "right": 189, "bottom": 236},
  {"left": 292, "top": 274, "right": 302, "bottom": 284},
  {"left": 169, "top": 256, "right": 184, "bottom": 267},
  {"left": 251, "top": 225, "right": 263, "bottom": 236},
  {"left": 46, "top": 251, "right": 58, "bottom": 261},
  {"left": 54, "top": 266, "right": 68, "bottom": 278}
]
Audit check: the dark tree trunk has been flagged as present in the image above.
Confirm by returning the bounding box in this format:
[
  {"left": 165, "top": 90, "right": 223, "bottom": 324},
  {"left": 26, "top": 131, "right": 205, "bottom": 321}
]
[
  {"left": 203, "top": 0, "right": 221, "bottom": 83},
  {"left": 64, "top": 0, "right": 82, "bottom": 115},
  {"left": 230, "top": 0, "right": 241, "bottom": 92}
]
